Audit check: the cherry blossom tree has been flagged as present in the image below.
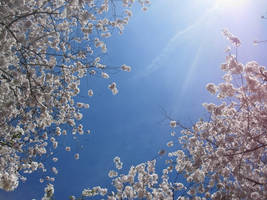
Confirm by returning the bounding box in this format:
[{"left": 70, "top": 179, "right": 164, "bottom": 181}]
[
  {"left": 2, "top": 1, "right": 266, "bottom": 199},
  {"left": 75, "top": 30, "right": 266, "bottom": 200},
  {"left": 0, "top": 0, "right": 150, "bottom": 192}
]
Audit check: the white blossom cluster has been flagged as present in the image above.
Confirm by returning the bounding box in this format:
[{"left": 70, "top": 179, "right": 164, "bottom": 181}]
[
  {"left": 168, "top": 32, "right": 267, "bottom": 199},
  {"left": 222, "top": 29, "right": 241, "bottom": 47},
  {"left": 81, "top": 158, "right": 175, "bottom": 199},
  {"left": 113, "top": 156, "right": 123, "bottom": 170},
  {"left": 165, "top": 32, "right": 266, "bottom": 199},
  {"left": 42, "top": 183, "right": 54, "bottom": 200},
  {"left": 82, "top": 186, "right": 107, "bottom": 197},
  {"left": 77, "top": 31, "right": 266, "bottom": 200},
  {"left": 0, "top": 0, "right": 140, "bottom": 192}
]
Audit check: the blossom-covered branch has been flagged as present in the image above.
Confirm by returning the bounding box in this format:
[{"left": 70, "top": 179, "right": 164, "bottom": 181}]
[
  {"left": 0, "top": 0, "right": 150, "bottom": 192},
  {"left": 76, "top": 30, "right": 266, "bottom": 200}
]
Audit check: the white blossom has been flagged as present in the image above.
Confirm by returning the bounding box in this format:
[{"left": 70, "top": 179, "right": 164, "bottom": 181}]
[
  {"left": 170, "top": 120, "right": 177, "bottom": 128},
  {"left": 206, "top": 83, "right": 217, "bottom": 94},
  {"left": 101, "top": 72, "right": 110, "bottom": 79},
  {"left": 74, "top": 153, "right": 80, "bottom": 160},
  {"left": 88, "top": 89, "right": 94, "bottom": 97},
  {"left": 121, "top": 64, "right": 131, "bottom": 72},
  {"left": 65, "top": 147, "right": 71, "bottom": 152}
]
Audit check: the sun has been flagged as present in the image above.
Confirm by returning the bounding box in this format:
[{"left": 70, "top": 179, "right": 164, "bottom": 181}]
[{"left": 215, "top": 0, "right": 248, "bottom": 8}]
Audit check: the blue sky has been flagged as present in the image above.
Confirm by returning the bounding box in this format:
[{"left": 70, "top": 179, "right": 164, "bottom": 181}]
[{"left": 1, "top": 0, "right": 267, "bottom": 199}]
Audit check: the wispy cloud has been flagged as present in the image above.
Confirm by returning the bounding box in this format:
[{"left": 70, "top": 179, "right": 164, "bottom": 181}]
[{"left": 137, "top": 5, "right": 217, "bottom": 79}]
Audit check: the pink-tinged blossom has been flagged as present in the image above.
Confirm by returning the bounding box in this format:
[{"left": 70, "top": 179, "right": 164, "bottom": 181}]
[
  {"left": 206, "top": 83, "right": 217, "bottom": 94},
  {"left": 222, "top": 29, "right": 241, "bottom": 46}
]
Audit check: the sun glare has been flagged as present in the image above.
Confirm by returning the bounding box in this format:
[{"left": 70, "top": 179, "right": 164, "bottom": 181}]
[{"left": 215, "top": 0, "right": 248, "bottom": 8}]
